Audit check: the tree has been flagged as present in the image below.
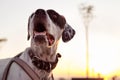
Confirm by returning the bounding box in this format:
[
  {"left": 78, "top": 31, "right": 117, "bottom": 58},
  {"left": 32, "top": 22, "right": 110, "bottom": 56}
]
[{"left": 0, "top": 38, "right": 7, "bottom": 49}]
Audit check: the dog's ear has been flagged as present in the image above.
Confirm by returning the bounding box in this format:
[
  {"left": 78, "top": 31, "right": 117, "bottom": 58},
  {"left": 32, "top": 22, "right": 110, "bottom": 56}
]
[
  {"left": 27, "top": 13, "right": 34, "bottom": 40},
  {"left": 27, "top": 15, "right": 31, "bottom": 40},
  {"left": 62, "top": 24, "right": 75, "bottom": 42}
]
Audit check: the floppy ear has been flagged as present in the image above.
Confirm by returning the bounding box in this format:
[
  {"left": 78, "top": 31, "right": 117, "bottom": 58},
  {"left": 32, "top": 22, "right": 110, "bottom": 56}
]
[
  {"left": 62, "top": 24, "right": 75, "bottom": 42},
  {"left": 27, "top": 13, "right": 34, "bottom": 40},
  {"left": 27, "top": 16, "right": 30, "bottom": 40}
]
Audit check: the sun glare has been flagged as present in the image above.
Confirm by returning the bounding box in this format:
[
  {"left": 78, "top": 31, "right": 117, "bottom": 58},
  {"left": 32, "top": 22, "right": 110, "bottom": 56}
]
[
  {"left": 88, "top": 36, "right": 120, "bottom": 80},
  {"left": 54, "top": 33, "right": 120, "bottom": 80}
]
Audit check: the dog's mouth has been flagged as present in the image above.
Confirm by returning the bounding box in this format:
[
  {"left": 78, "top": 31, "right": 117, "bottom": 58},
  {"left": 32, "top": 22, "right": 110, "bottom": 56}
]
[
  {"left": 46, "top": 33, "right": 55, "bottom": 46},
  {"left": 34, "top": 23, "right": 55, "bottom": 46}
]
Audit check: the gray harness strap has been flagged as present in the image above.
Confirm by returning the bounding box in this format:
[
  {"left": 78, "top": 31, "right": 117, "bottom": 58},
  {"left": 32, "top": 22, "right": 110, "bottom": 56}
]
[{"left": 2, "top": 54, "right": 40, "bottom": 80}]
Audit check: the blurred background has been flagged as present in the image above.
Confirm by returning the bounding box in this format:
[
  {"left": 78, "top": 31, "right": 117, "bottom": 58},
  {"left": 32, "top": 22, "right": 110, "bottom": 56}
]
[{"left": 0, "top": 0, "right": 120, "bottom": 80}]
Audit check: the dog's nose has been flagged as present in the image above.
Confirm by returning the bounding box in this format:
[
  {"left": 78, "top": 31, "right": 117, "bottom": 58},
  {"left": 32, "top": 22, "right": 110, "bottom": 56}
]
[{"left": 35, "top": 9, "right": 46, "bottom": 16}]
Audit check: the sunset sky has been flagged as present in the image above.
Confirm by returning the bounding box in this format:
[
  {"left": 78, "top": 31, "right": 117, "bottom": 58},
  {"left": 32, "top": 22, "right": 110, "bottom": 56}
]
[{"left": 0, "top": 0, "right": 120, "bottom": 80}]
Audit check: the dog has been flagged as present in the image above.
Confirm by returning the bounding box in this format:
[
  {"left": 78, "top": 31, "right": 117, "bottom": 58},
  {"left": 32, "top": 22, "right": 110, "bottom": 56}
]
[{"left": 0, "top": 9, "right": 75, "bottom": 80}]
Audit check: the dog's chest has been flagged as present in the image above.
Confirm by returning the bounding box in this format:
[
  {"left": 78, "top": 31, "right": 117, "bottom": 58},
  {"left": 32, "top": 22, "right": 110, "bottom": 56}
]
[
  {"left": 34, "top": 69, "right": 53, "bottom": 80},
  {"left": 8, "top": 66, "right": 52, "bottom": 80}
]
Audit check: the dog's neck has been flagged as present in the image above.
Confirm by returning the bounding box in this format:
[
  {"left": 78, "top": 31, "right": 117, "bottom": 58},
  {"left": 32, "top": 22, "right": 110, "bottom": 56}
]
[
  {"left": 20, "top": 48, "right": 56, "bottom": 80},
  {"left": 31, "top": 42, "right": 58, "bottom": 62}
]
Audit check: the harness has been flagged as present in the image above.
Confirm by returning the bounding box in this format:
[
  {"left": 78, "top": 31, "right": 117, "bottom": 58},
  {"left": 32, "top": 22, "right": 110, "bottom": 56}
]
[{"left": 2, "top": 52, "right": 61, "bottom": 80}]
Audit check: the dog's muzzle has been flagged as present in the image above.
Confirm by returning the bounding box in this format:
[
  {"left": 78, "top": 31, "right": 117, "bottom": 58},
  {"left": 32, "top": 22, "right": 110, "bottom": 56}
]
[
  {"left": 34, "top": 32, "right": 55, "bottom": 46},
  {"left": 33, "top": 9, "right": 55, "bottom": 46}
]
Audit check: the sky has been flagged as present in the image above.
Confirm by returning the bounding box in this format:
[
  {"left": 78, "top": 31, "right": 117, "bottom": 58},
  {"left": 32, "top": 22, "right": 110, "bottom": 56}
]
[{"left": 0, "top": 0, "right": 120, "bottom": 80}]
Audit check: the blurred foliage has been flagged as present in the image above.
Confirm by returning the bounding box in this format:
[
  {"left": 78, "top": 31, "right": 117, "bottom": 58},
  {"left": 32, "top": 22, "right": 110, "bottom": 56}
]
[{"left": 0, "top": 38, "right": 7, "bottom": 42}]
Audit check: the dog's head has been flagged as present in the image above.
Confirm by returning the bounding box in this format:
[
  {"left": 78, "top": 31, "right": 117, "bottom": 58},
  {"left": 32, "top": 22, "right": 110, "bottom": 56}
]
[{"left": 27, "top": 9, "right": 75, "bottom": 47}]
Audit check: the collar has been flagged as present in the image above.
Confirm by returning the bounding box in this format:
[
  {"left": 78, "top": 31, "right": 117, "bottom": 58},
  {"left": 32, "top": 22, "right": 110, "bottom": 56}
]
[{"left": 28, "top": 49, "right": 61, "bottom": 72}]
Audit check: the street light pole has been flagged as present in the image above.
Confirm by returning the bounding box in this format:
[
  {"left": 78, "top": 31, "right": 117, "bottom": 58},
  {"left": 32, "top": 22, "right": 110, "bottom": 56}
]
[
  {"left": 80, "top": 4, "right": 93, "bottom": 78},
  {"left": 85, "top": 24, "right": 89, "bottom": 78}
]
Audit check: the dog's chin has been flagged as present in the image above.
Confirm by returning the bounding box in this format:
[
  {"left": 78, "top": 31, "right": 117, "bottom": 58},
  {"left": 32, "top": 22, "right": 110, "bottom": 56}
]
[
  {"left": 34, "top": 34, "right": 55, "bottom": 47},
  {"left": 34, "top": 35, "right": 47, "bottom": 44}
]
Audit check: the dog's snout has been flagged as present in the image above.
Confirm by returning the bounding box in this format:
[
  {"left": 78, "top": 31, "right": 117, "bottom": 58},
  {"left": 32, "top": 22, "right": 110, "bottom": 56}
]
[{"left": 35, "top": 9, "right": 46, "bottom": 16}]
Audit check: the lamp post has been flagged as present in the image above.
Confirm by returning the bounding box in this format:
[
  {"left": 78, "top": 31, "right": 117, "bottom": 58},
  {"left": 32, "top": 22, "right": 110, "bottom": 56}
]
[{"left": 80, "top": 3, "right": 94, "bottom": 78}]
